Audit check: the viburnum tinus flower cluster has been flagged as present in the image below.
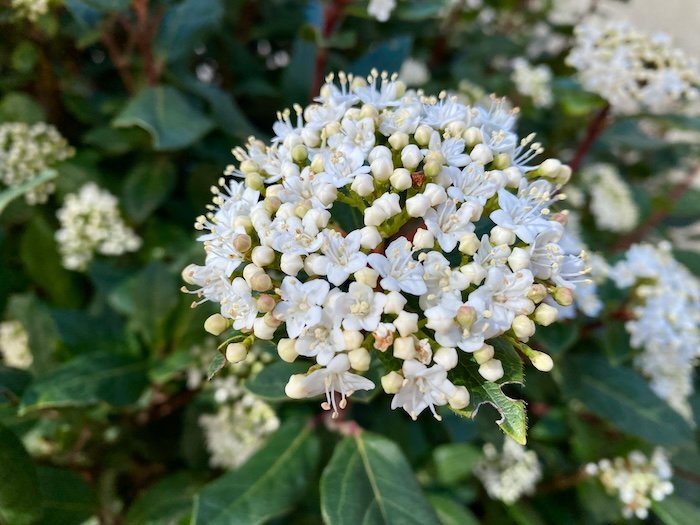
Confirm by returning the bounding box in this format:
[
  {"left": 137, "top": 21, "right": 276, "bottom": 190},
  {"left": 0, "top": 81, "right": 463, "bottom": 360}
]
[
  {"left": 184, "top": 71, "right": 585, "bottom": 422},
  {"left": 566, "top": 20, "right": 700, "bottom": 115}
]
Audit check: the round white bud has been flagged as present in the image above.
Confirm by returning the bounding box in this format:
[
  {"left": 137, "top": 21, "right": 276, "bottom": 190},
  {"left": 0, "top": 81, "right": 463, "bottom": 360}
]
[
  {"left": 434, "top": 347, "right": 459, "bottom": 370},
  {"left": 394, "top": 311, "right": 419, "bottom": 337},
  {"left": 460, "top": 262, "right": 487, "bottom": 285},
  {"left": 512, "top": 315, "right": 536, "bottom": 341},
  {"left": 285, "top": 374, "right": 307, "bottom": 399},
  {"left": 553, "top": 287, "right": 574, "bottom": 306},
  {"left": 470, "top": 143, "right": 494, "bottom": 165},
  {"left": 423, "top": 183, "right": 447, "bottom": 205},
  {"left": 464, "top": 127, "right": 482, "bottom": 146},
  {"left": 474, "top": 344, "right": 494, "bottom": 365},
  {"left": 458, "top": 233, "right": 480, "bottom": 255},
  {"left": 388, "top": 131, "right": 409, "bottom": 150},
  {"left": 384, "top": 291, "right": 407, "bottom": 315},
  {"left": 540, "top": 158, "right": 562, "bottom": 178},
  {"left": 530, "top": 351, "right": 554, "bottom": 372},
  {"left": 448, "top": 386, "right": 470, "bottom": 410},
  {"left": 348, "top": 348, "right": 371, "bottom": 372},
  {"left": 534, "top": 303, "right": 558, "bottom": 326},
  {"left": 508, "top": 247, "right": 531, "bottom": 271},
  {"left": 479, "top": 358, "right": 504, "bottom": 381},
  {"left": 316, "top": 183, "right": 338, "bottom": 206},
  {"left": 310, "top": 154, "right": 324, "bottom": 173},
  {"left": 363, "top": 205, "right": 387, "bottom": 227},
  {"left": 251, "top": 245, "right": 275, "bottom": 267},
  {"left": 412, "top": 228, "right": 434, "bottom": 250},
  {"left": 504, "top": 166, "right": 522, "bottom": 188},
  {"left": 393, "top": 336, "right": 416, "bottom": 360},
  {"left": 278, "top": 338, "right": 298, "bottom": 363},
  {"left": 381, "top": 371, "right": 404, "bottom": 394},
  {"left": 354, "top": 267, "right": 379, "bottom": 288},
  {"left": 225, "top": 343, "right": 248, "bottom": 363},
  {"left": 257, "top": 294, "right": 276, "bottom": 313},
  {"left": 557, "top": 165, "right": 572, "bottom": 185},
  {"left": 414, "top": 124, "right": 433, "bottom": 146},
  {"left": 351, "top": 173, "right": 375, "bottom": 197},
  {"left": 343, "top": 330, "right": 365, "bottom": 350},
  {"left": 250, "top": 272, "right": 272, "bottom": 292},
  {"left": 359, "top": 226, "right": 382, "bottom": 249},
  {"left": 301, "top": 127, "right": 320, "bottom": 147},
  {"left": 490, "top": 225, "right": 516, "bottom": 245},
  {"left": 401, "top": 144, "right": 423, "bottom": 170},
  {"left": 369, "top": 145, "right": 392, "bottom": 163},
  {"left": 304, "top": 253, "right": 324, "bottom": 276},
  {"left": 390, "top": 168, "right": 412, "bottom": 191},
  {"left": 280, "top": 253, "right": 304, "bottom": 275},
  {"left": 204, "top": 314, "right": 228, "bottom": 336},
  {"left": 406, "top": 194, "right": 431, "bottom": 217}
]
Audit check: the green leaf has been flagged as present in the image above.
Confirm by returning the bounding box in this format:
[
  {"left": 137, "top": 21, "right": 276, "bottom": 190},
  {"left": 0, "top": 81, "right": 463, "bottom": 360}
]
[
  {"left": 36, "top": 467, "right": 97, "bottom": 525},
  {"left": 451, "top": 338, "right": 527, "bottom": 445},
  {"left": 125, "top": 473, "right": 200, "bottom": 525},
  {"left": 281, "top": 39, "right": 316, "bottom": 104},
  {"left": 155, "top": 0, "right": 224, "bottom": 63},
  {"left": 349, "top": 36, "right": 413, "bottom": 77},
  {"left": 531, "top": 322, "right": 579, "bottom": 356},
  {"left": 245, "top": 360, "right": 311, "bottom": 400},
  {"left": 0, "top": 423, "right": 42, "bottom": 525},
  {"left": 7, "top": 294, "right": 60, "bottom": 375},
  {"left": 114, "top": 86, "right": 213, "bottom": 150},
  {"left": 653, "top": 496, "right": 700, "bottom": 525},
  {"left": 560, "top": 354, "right": 693, "bottom": 446},
  {"left": 19, "top": 352, "right": 148, "bottom": 414},
  {"left": 506, "top": 501, "right": 547, "bottom": 525},
  {"left": 121, "top": 158, "right": 176, "bottom": 223},
  {"left": 0, "top": 366, "right": 32, "bottom": 403},
  {"left": 206, "top": 352, "right": 226, "bottom": 381},
  {"left": 428, "top": 495, "right": 479, "bottom": 525},
  {"left": 321, "top": 431, "right": 440, "bottom": 525},
  {"left": 191, "top": 417, "right": 320, "bottom": 525},
  {"left": 432, "top": 443, "right": 481, "bottom": 486},
  {"left": 0, "top": 92, "right": 45, "bottom": 123}
]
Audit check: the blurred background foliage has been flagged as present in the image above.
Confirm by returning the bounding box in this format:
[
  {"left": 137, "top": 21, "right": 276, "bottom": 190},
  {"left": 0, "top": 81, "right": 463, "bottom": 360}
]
[{"left": 0, "top": 0, "right": 699, "bottom": 524}]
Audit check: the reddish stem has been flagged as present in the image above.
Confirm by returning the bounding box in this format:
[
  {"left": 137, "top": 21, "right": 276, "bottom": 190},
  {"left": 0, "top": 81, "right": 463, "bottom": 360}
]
[
  {"left": 569, "top": 104, "right": 611, "bottom": 173},
  {"left": 309, "top": 0, "right": 350, "bottom": 101}
]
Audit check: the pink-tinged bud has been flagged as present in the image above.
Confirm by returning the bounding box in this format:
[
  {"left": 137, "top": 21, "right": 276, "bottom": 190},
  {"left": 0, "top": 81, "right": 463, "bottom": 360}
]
[
  {"left": 456, "top": 305, "right": 476, "bottom": 328},
  {"left": 528, "top": 283, "right": 547, "bottom": 303},
  {"left": 553, "top": 286, "right": 574, "bottom": 306},
  {"left": 257, "top": 294, "right": 276, "bottom": 313},
  {"left": 381, "top": 371, "right": 404, "bottom": 394}
]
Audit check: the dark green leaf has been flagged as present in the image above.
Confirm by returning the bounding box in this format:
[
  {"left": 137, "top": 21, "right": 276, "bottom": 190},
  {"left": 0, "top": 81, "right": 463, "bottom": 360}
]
[
  {"left": 428, "top": 495, "right": 479, "bottom": 525},
  {"left": 0, "top": 92, "right": 45, "bottom": 123},
  {"left": 207, "top": 352, "right": 226, "bottom": 381},
  {"left": 0, "top": 366, "right": 32, "bottom": 403},
  {"left": 653, "top": 496, "right": 700, "bottom": 525},
  {"left": 191, "top": 417, "right": 320, "bottom": 524},
  {"left": 121, "top": 158, "right": 176, "bottom": 223},
  {"left": 245, "top": 360, "right": 311, "bottom": 400},
  {"left": 155, "top": 0, "right": 224, "bottom": 63},
  {"left": 114, "top": 86, "right": 213, "bottom": 150},
  {"left": 7, "top": 294, "right": 60, "bottom": 375},
  {"left": 321, "top": 431, "right": 440, "bottom": 525},
  {"left": 432, "top": 443, "right": 481, "bottom": 486},
  {"left": 0, "top": 424, "right": 42, "bottom": 525},
  {"left": 125, "top": 473, "right": 201, "bottom": 525},
  {"left": 36, "top": 467, "right": 97, "bottom": 525},
  {"left": 349, "top": 36, "right": 413, "bottom": 77},
  {"left": 560, "top": 354, "right": 693, "bottom": 446},
  {"left": 19, "top": 352, "right": 148, "bottom": 414}
]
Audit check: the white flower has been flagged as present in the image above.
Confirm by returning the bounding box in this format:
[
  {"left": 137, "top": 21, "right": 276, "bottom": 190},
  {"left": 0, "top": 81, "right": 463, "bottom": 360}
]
[
  {"left": 269, "top": 214, "right": 323, "bottom": 255},
  {"left": 511, "top": 58, "right": 553, "bottom": 108},
  {"left": 368, "top": 237, "right": 427, "bottom": 295},
  {"left": 368, "top": 0, "right": 397, "bottom": 23},
  {"left": 274, "top": 277, "right": 330, "bottom": 338},
  {"left": 321, "top": 143, "right": 371, "bottom": 187},
  {"left": 0, "top": 321, "right": 32, "bottom": 369},
  {"left": 220, "top": 277, "right": 259, "bottom": 330},
  {"left": 424, "top": 200, "right": 477, "bottom": 252},
  {"left": 582, "top": 163, "right": 639, "bottom": 233},
  {"left": 425, "top": 300, "right": 491, "bottom": 352},
  {"left": 490, "top": 181, "right": 555, "bottom": 243},
  {"left": 399, "top": 58, "right": 430, "bottom": 87},
  {"left": 423, "top": 132, "right": 471, "bottom": 167},
  {"left": 329, "top": 117, "right": 376, "bottom": 155},
  {"left": 447, "top": 163, "right": 501, "bottom": 207},
  {"left": 420, "top": 251, "right": 469, "bottom": 309},
  {"left": 474, "top": 438, "right": 542, "bottom": 504},
  {"left": 390, "top": 360, "right": 459, "bottom": 420},
  {"left": 315, "top": 229, "right": 368, "bottom": 286},
  {"left": 286, "top": 354, "right": 375, "bottom": 414},
  {"left": 469, "top": 267, "right": 535, "bottom": 330},
  {"left": 295, "top": 310, "right": 345, "bottom": 365},
  {"left": 342, "top": 282, "right": 387, "bottom": 332}
]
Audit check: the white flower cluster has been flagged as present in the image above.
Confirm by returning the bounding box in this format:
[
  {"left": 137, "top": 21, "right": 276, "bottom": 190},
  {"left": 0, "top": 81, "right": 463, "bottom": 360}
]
[
  {"left": 0, "top": 122, "right": 74, "bottom": 204},
  {"left": 474, "top": 438, "right": 542, "bottom": 504},
  {"left": 585, "top": 448, "right": 673, "bottom": 520},
  {"left": 367, "top": 0, "right": 396, "bottom": 22},
  {"left": 55, "top": 183, "right": 141, "bottom": 271},
  {"left": 609, "top": 242, "right": 700, "bottom": 419},
  {"left": 511, "top": 58, "right": 553, "bottom": 108},
  {"left": 581, "top": 163, "right": 639, "bottom": 233},
  {"left": 184, "top": 70, "right": 585, "bottom": 422},
  {"left": 0, "top": 320, "right": 32, "bottom": 369},
  {"left": 10, "top": 0, "right": 52, "bottom": 22},
  {"left": 199, "top": 350, "right": 280, "bottom": 469},
  {"left": 566, "top": 20, "right": 700, "bottom": 115}
]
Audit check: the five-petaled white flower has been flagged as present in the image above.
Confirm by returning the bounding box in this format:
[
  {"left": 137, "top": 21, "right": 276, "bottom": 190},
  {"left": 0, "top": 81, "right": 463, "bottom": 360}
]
[
  {"left": 368, "top": 237, "right": 427, "bottom": 295},
  {"left": 316, "top": 229, "right": 368, "bottom": 286},
  {"left": 274, "top": 277, "right": 330, "bottom": 338}
]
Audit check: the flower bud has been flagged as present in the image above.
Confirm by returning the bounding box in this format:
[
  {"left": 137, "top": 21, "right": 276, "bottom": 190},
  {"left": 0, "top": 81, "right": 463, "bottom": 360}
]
[
  {"left": 245, "top": 172, "right": 264, "bottom": 190},
  {"left": 233, "top": 233, "right": 252, "bottom": 253},
  {"left": 460, "top": 262, "right": 487, "bottom": 285},
  {"left": 479, "top": 358, "right": 504, "bottom": 381},
  {"left": 464, "top": 127, "right": 482, "bottom": 146},
  {"left": 414, "top": 124, "right": 433, "bottom": 146},
  {"left": 225, "top": 343, "right": 248, "bottom": 363},
  {"left": 470, "top": 143, "right": 493, "bottom": 165},
  {"left": 301, "top": 127, "right": 320, "bottom": 147},
  {"left": 530, "top": 350, "right": 554, "bottom": 372},
  {"left": 504, "top": 166, "right": 522, "bottom": 187},
  {"left": 528, "top": 283, "right": 548, "bottom": 303},
  {"left": 239, "top": 159, "right": 259, "bottom": 174},
  {"left": 278, "top": 338, "right": 298, "bottom": 363},
  {"left": 401, "top": 144, "right": 423, "bottom": 170},
  {"left": 354, "top": 267, "right": 379, "bottom": 288},
  {"left": 381, "top": 371, "right": 404, "bottom": 394},
  {"left": 553, "top": 286, "right": 574, "bottom": 306},
  {"left": 204, "top": 313, "right": 228, "bottom": 335},
  {"left": 390, "top": 168, "right": 412, "bottom": 191},
  {"left": 446, "top": 121, "right": 466, "bottom": 137},
  {"left": 557, "top": 165, "right": 572, "bottom": 185},
  {"left": 250, "top": 246, "right": 274, "bottom": 267},
  {"left": 457, "top": 233, "right": 479, "bottom": 256},
  {"left": 369, "top": 145, "right": 392, "bottom": 163},
  {"left": 388, "top": 131, "right": 409, "bottom": 150},
  {"left": 280, "top": 253, "right": 304, "bottom": 275},
  {"left": 448, "top": 386, "right": 470, "bottom": 409},
  {"left": 406, "top": 194, "right": 430, "bottom": 217},
  {"left": 423, "top": 183, "right": 447, "bottom": 206},
  {"left": 492, "top": 153, "right": 510, "bottom": 170},
  {"left": 257, "top": 294, "right": 276, "bottom": 313},
  {"left": 285, "top": 374, "right": 307, "bottom": 398},
  {"left": 359, "top": 226, "right": 382, "bottom": 249},
  {"left": 351, "top": 173, "right": 374, "bottom": 197},
  {"left": 291, "top": 144, "right": 308, "bottom": 163},
  {"left": 316, "top": 183, "right": 337, "bottom": 206},
  {"left": 456, "top": 305, "right": 477, "bottom": 328},
  {"left": 508, "top": 247, "right": 531, "bottom": 271},
  {"left": 434, "top": 346, "right": 458, "bottom": 370},
  {"left": 534, "top": 303, "right": 558, "bottom": 326},
  {"left": 412, "top": 228, "right": 434, "bottom": 250},
  {"left": 394, "top": 311, "right": 419, "bottom": 337},
  {"left": 364, "top": 205, "right": 387, "bottom": 227},
  {"left": 181, "top": 264, "right": 197, "bottom": 284},
  {"left": 304, "top": 253, "right": 323, "bottom": 276},
  {"left": 384, "top": 291, "right": 407, "bottom": 315},
  {"left": 423, "top": 160, "right": 442, "bottom": 179},
  {"left": 540, "top": 158, "right": 562, "bottom": 178},
  {"left": 393, "top": 336, "right": 416, "bottom": 360},
  {"left": 343, "top": 330, "right": 364, "bottom": 350},
  {"left": 490, "top": 225, "right": 515, "bottom": 245},
  {"left": 310, "top": 154, "right": 324, "bottom": 173},
  {"left": 474, "top": 343, "right": 494, "bottom": 364},
  {"left": 243, "top": 263, "right": 263, "bottom": 283},
  {"left": 348, "top": 347, "right": 371, "bottom": 371},
  {"left": 512, "top": 314, "right": 536, "bottom": 341},
  {"left": 253, "top": 317, "right": 276, "bottom": 340},
  {"left": 250, "top": 272, "right": 272, "bottom": 292}
]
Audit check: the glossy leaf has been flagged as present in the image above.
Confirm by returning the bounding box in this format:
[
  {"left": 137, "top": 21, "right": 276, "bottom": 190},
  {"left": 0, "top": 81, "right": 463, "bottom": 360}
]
[
  {"left": 121, "top": 158, "right": 176, "bottom": 223},
  {"left": 653, "top": 497, "right": 700, "bottom": 525},
  {"left": 245, "top": 360, "right": 311, "bottom": 400},
  {"left": 432, "top": 443, "right": 481, "bottom": 486},
  {"left": 125, "top": 473, "right": 200, "bottom": 525},
  {"left": 155, "top": 0, "right": 224, "bottom": 63},
  {"left": 428, "top": 495, "right": 480, "bottom": 525},
  {"left": 320, "top": 431, "right": 440, "bottom": 525},
  {"left": 36, "top": 467, "right": 97, "bottom": 525},
  {"left": 0, "top": 424, "right": 42, "bottom": 525}
]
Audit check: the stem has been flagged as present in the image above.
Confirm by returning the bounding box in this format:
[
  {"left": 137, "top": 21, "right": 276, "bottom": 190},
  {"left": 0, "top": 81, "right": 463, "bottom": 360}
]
[
  {"left": 309, "top": 0, "right": 350, "bottom": 102},
  {"left": 569, "top": 104, "right": 611, "bottom": 173},
  {"left": 0, "top": 170, "right": 58, "bottom": 216},
  {"left": 101, "top": 18, "right": 137, "bottom": 94},
  {"left": 536, "top": 469, "right": 588, "bottom": 494},
  {"left": 612, "top": 168, "right": 699, "bottom": 252}
]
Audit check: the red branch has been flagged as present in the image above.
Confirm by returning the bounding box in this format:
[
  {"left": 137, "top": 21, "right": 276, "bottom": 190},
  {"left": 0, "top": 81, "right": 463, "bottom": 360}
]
[
  {"left": 569, "top": 104, "right": 611, "bottom": 173},
  {"left": 310, "top": 0, "right": 350, "bottom": 101}
]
